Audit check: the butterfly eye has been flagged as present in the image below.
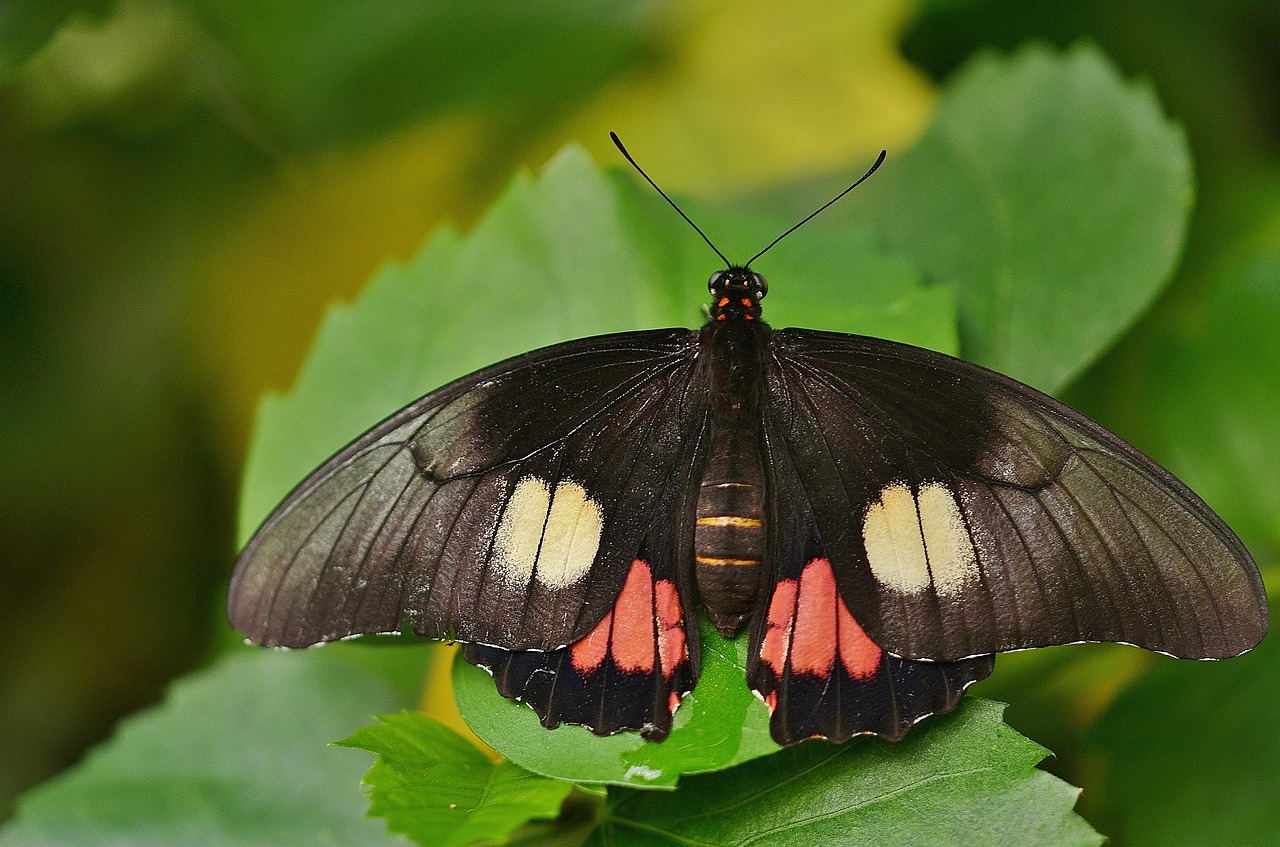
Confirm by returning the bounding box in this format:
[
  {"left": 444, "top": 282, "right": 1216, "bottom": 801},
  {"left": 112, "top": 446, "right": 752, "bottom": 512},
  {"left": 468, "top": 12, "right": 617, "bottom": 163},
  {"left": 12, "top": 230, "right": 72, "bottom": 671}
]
[
  {"left": 707, "top": 270, "right": 727, "bottom": 293},
  {"left": 751, "top": 272, "right": 768, "bottom": 299}
]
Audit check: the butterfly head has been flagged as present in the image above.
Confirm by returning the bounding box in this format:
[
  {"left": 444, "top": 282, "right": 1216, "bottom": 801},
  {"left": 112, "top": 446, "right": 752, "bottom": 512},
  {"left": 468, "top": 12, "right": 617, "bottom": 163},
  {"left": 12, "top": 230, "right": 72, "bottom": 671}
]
[{"left": 709, "top": 267, "right": 767, "bottom": 322}]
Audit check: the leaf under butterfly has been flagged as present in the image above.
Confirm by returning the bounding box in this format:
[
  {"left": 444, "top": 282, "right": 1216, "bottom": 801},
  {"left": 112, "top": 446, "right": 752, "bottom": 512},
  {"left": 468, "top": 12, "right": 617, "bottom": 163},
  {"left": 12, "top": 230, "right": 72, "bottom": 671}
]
[{"left": 587, "top": 699, "right": 1103, "bottom": 847}]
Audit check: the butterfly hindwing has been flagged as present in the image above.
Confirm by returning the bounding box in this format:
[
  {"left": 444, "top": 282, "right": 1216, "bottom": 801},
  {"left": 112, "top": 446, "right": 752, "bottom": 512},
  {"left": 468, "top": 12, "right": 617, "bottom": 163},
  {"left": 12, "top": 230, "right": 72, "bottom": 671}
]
[
  {"left": 463, "top": 559, "right": 696, "bottom": 739},
  {"left": 229, "top": 329, "right": 706, "bottom": 652},
  {"left": 748, "top": 425, "right": 994, "bottom": 744},
  {"left": 765, "top": 328, "right": 1268, "bottom": 663}
]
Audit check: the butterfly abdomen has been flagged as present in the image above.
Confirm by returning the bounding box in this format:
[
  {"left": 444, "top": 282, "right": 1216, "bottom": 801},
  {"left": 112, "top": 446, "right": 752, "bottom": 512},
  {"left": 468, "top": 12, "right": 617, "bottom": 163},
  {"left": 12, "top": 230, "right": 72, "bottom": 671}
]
[{"left": 695, "top": 426, "right": 766, "bottom": 636}]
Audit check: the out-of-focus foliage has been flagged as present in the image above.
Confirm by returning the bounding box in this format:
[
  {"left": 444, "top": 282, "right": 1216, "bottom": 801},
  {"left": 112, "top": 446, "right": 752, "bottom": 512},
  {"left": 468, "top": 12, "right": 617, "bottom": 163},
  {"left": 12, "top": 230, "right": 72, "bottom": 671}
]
[
  {"left": 0, "top": 0, "right": 113, "bottom": 72},
  {"left": 1, "top": 0, "right": 1278, "bottom": 844},
  {"left": 1091, "top": 621, "right": 1280, "bottom": 846}
]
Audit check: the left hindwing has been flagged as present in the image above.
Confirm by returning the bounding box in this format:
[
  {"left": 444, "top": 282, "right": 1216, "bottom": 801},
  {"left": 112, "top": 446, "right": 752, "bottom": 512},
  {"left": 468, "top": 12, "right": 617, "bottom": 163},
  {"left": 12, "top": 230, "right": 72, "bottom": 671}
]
[
  {"left": 765, "top": 328, "right": 1268, "bottom": 662},
  {"left": 230, "top": 329, "right": 706, "bottom": 652}
]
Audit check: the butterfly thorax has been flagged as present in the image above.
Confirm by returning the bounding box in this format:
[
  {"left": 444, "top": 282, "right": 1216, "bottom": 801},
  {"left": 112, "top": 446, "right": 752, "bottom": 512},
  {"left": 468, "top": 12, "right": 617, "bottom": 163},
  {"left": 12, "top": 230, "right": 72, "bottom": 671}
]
[{"left": 693, "top": 303, "right": 771, "bottom": 636}]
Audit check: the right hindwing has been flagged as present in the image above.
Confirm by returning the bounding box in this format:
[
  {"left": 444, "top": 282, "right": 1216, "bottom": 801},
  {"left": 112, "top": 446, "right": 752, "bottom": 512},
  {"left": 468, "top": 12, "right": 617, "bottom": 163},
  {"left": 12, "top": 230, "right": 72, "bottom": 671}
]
[
  {"left": 229, "top": 328, "right": 707, "bottom": 652},
  {"left": 748, "top": 415, "right": 995, "bottom": 744}
]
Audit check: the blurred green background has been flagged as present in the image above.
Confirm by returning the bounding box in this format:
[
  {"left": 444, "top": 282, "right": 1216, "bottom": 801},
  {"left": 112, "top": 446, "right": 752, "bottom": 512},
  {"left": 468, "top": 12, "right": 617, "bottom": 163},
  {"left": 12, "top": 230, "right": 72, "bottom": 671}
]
[{"left": 2, "top": 0, "right": 1278, "bottom": 840}]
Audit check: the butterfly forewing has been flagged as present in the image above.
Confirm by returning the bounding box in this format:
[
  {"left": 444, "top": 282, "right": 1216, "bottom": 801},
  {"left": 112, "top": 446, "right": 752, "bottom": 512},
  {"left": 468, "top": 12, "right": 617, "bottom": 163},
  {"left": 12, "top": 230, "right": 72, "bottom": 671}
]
[
  {"left": 230, "top": 329, "right": 705, "bottom": 651},
  {"left": 765, "top": 329, "right": 1268, "bottom": 662}
]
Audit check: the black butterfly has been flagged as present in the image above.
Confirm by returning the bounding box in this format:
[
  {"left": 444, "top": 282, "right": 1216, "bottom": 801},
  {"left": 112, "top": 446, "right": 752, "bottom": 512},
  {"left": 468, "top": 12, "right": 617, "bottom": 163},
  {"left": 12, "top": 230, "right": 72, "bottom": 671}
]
[{"left": 229, "top": 136, "right": 1267, "bottom": 746}]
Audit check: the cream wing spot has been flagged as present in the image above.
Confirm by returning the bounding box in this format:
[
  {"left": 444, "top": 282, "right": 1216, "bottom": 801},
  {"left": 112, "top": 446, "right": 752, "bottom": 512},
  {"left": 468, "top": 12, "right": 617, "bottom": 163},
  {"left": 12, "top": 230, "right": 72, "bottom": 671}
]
[
  {"left": 916, "top": 483, "right": 979, "bottom": 598},
  {"left": 535, "top": 481, "right": 604, "bottom": 588},
  {"left": 492, "top": 476, "right": 551, "bottom": 586},
  {"left": 863, "top": 482, "right": 930, "bottom": 593}
]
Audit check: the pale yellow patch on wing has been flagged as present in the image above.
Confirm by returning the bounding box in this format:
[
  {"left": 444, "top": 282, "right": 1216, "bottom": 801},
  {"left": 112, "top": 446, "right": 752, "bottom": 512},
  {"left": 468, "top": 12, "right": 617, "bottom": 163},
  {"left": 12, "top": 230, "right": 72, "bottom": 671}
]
[
  {"left": 916, "top": 483, "right": 978, "bottom": 598},
  {"left": 492, "top": 476, "right": 552, "bottom": 586},
  {"left": 535, "top": 480, "right": 604, "bottom": 589},
  {"left": 863, "top": 482, "right": 930, "bottom": 594}
]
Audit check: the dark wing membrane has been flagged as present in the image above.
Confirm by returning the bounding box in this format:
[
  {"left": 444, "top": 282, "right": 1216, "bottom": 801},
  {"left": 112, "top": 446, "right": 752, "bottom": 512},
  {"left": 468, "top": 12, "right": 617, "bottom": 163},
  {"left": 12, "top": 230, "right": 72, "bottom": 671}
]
[
  {"left": 464, "top": 452, "right": 705, "bottom": 740},
  {"left": 230, "top": 329, "right": 706, "bottom": 650},
  {"left": 765, "top": 328, "right": 1267, "bottom": 662},
  {"left": 748, "top": 423, "right": 993, "bottom": 744}
]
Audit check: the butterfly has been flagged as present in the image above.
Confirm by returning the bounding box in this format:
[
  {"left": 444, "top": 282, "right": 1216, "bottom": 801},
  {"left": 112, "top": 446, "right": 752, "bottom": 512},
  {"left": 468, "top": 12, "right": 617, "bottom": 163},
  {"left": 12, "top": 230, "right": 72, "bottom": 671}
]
[{"left": 229, "top": 135, "right": 1267, "bottom": 746}]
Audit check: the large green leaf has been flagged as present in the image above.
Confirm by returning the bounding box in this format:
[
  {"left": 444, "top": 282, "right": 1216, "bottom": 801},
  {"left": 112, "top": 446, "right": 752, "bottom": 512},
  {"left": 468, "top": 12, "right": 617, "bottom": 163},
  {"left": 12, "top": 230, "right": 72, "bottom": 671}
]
[
  {"left": 588, "top": 699, "right": 1102, "bottom": 847},
  {"left": 867, "top": 42, "right": 1192, "bottom": 393},
  {"left": 0, "top": 646, "right": 432, "bottom": 846},
  {"left": 337, "top": 713, "right": 573, "bottom": 847}
]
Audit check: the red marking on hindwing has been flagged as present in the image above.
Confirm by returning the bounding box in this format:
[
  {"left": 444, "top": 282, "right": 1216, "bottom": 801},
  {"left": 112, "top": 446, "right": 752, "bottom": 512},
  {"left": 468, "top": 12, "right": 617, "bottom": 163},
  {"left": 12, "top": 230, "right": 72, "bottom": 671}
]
[
  {"left": 655, "top": 579, "right": 686, "bottom": 680},
  {"left": 760, "top": 579, "right": 797, "bottom": 674},
  {"left": 571, "top": 611, "right": 612, "bottom": 673},
  {"left": 570, "top": 560, "right": 689, "bottom": 681},
  {"left": 764, "top": 691, "right": 777, "bottom": 713},
  {"left": 610, "top": 560, "right": 656, "bottom": 673},
  {"left": 668, "top": 692, "right": 681, "bottom": 714},
  {"left": 837, "top": 601, "right": 881, "bottom": 680},
  {"left": 758, "top": 558, "right": 883, "bottom": 681},
  {"left": 790, "top": 559, "right": 838, "bottom": 674}
]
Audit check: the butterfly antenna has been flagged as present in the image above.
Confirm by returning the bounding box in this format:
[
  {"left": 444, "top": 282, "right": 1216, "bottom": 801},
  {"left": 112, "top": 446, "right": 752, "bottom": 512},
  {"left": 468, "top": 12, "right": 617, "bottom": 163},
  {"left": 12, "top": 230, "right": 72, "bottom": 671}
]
[
  {"left": 745, "top": 150, "right": 887, "bottom": 267},
  {"left": 610, "top": 131, "right": 731, "bottom": 267}
]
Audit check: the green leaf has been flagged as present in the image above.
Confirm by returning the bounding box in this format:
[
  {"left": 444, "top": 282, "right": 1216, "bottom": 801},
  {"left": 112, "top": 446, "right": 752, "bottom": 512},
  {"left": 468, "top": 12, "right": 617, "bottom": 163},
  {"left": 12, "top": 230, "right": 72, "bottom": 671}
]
[
  {"left": 868, "top": 42, "right": 1192, "bottom": 393},
  {"left": 186, "top": 0, "right": 654, "bottom": 149},
  {"left": 0, "top": 646, "right": 432, "bottom": 846},
  {"left": 236, "top": 144, "right": 950, "bottom": 781},
  {"left": 338, "top": 713, "right": 573, "bottom": 847},
  {"left": 588, "top": 699, "right": 1102, "bottom": 847},
  {"left": 1090, "top": 610, "right": 1279, "bottom": 846}
]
